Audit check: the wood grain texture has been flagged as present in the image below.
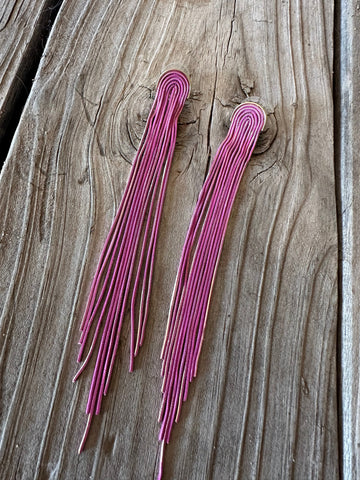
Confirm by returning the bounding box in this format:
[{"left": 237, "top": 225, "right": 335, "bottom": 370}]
[
  {"left": 336, "top": 1, "right": 360, "bottom": 478},
  {"left": 0, "top": 0, "right": 338, "bottom": 479},
  {"left": 0, "top": 0, "right": 60, "bottom": 154}
]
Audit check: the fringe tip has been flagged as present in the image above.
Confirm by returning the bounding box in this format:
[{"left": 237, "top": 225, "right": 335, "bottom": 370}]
[
  {"left": 78, "top": 413, "right": 93, "bottom": 454},
  {"left": 129, "top": 361, "right": 134, "bottom": 373},
  {"left": 157, "top": 441, "right": 165, "bottom": 480},
  {"left": 72, "top": 370, "right": 81, "bottom": 383}
]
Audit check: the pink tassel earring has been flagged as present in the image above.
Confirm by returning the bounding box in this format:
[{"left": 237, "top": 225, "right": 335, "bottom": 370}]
[
  {"left": 157, "top": 101, "right": 266, "bottom": 478},
  {"left": 73, "top": 69, "right": 189, "bottom": 452}
]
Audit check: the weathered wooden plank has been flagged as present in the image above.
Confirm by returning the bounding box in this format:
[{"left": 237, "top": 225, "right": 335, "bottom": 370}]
[
  {"left": 0, "top": 0, "right": 337, "bottom": 479},
  {"left": 336, "top": 1, "right": 360, "bottom": 478},
  {"left": 0, "top": 0, "right": 60, "bottom": 164}
]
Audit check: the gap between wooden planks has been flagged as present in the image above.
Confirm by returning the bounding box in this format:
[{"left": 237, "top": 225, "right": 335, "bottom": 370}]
[{"left": 0, "top": 1, "right": 338, "bottom": 479}]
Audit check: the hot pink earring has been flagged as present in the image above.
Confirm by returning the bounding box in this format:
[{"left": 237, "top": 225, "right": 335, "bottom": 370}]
[
  {"left": 157, "top": 101, "right": 266, "bottom": 478},
  {"left": 73, "top": 69, "right": 190, "bottom": 452}
]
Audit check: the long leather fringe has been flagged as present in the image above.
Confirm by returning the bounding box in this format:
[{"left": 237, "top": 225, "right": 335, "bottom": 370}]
[
  {"left": 73, "top": 70, "right": 189, "bottom": 452},
  {"left": 157, "top": 102, "right": 266, "bottom": 477}
]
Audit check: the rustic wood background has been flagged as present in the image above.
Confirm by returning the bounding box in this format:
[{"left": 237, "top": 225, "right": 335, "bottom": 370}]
[
  {"left": 336, "top": 0, "right": 360, "bottom": 478},
  {"left": 0, "top": 0, "right": 352, "bottom": 478}
]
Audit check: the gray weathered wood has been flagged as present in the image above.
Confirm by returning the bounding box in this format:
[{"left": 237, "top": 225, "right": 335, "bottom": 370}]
[
  {"left": 0, "top": 0, "right": 338, "bottom": 478},
  {"left": 337, "top": 1, "right": 360, "bottom": 478},
  {"left": 0, "top": 0, "right": 60, "bottom": 152}
]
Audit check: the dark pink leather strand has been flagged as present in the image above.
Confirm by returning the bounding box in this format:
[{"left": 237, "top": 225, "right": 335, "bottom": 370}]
[
  {"left": 157, "top": 102, "right": 265, "bottom": 478},
  {"left": 74, "top": 70, "right": 189, "bottom": 453}
]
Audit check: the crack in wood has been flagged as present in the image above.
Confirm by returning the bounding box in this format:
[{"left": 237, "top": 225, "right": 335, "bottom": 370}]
[{"left": 0, "top": 0, "right": 63, "bottom": 170}]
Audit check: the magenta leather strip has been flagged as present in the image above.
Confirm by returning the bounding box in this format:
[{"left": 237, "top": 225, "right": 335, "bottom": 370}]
[
  {"left": 74, "top": 70, "right": 189, "bottom": 452},
  {"left": 157, "top": 102, "right": 266, "bottom": 478}
]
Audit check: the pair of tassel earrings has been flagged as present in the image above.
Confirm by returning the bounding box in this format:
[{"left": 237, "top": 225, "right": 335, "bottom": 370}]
[{"left": 73, "top": 69, "right": 266, "bottom": 478}]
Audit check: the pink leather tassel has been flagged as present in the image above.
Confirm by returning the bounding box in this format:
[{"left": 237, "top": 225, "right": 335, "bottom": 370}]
[
  {"left": 74, "top": 70, "right": 189, "bottom": 453},
  {"left": 157, "top": 102, "right": 266, "bottom": 477}
]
